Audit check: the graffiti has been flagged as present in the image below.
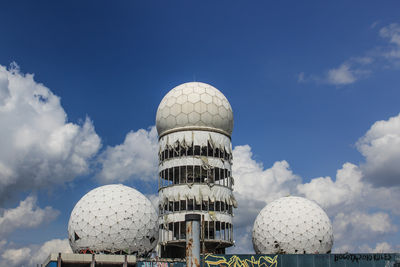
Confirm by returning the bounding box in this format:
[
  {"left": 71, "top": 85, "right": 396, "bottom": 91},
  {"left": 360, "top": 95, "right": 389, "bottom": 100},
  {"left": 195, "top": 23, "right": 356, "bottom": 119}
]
[
  {"left": 334, "top": 253, "right": 392, "bottom": 263},
  {"left": 204, "top": 254, "right": 278, "bottom": 267},
  {"left": 203, "top": 254, "right": 400, "bottom": 267}
]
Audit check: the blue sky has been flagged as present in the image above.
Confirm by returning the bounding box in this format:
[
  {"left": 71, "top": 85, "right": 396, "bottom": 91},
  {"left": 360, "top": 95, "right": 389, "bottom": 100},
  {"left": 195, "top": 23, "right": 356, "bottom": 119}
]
[{"left": 1, "top": 1, "right": 400, "bottom": 265}]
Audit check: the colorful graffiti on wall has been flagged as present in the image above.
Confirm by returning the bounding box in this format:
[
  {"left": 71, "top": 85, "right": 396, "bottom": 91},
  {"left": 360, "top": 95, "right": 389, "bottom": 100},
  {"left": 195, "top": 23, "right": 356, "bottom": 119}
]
[
  {"left": 203, "top": 254, "right": 400, "bottom": 267},
  {"left": 204, "top": 254, "right": 278, "bottom": 267}
]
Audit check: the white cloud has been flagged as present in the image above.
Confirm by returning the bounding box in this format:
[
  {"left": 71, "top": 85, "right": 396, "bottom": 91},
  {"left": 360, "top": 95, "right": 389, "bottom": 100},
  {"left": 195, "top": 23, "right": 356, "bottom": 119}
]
[
  {"left": 356, "top": 113, "right": 400, "bottom": 187},
  {"left": 299, "top": 22, "right": 400, "bottom": 86},
  {"left": 0, "top": 196, "right": 59, "bottom": 238},
  {"left": 233, "top": 145, "right": 300, "bottom": 204},
  {"left": 96, "top": 126, "right": 158, "bottom": 183},
  {"left": 297, "top": 163, "right": 363, "bottom": 209},
  {"left": 327, "top": 64, "right": 357, "bottom": 85},
  {"left": 333, "top": 212, "right": 397, "bottom": 243},
  {"left": 360, "top": 242, "right": 396, "bottom": 253},
  {"left": 379, "top": 23, "right": 400, "bottom": 59},
  {"left": 0, "top": 238, "right": 71, "bottom": 267},
  {"left": 0, "top": 63, "right": 101, "bottom": 202}
]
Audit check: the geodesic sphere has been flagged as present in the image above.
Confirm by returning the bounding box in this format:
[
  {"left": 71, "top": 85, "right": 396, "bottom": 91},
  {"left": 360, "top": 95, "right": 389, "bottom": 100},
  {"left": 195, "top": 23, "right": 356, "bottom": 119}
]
[
  {"left": 156, "top": 82, "right": 233, "bottom": 137},
  {"left": 252, "top": 196, "right": 333, "bottom": 254},
  {"left": 68, "top": 184, "right": 158, "bottom": 255}
]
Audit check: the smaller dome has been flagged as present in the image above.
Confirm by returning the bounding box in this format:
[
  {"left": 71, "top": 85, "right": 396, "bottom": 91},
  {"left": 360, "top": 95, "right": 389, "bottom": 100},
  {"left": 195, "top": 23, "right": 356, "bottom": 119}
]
[
  {"left": 252, "top": 196, "right": 333, "bottom": 254},
  {"left": 68, "top": 184, "right": 158, "bottom": 255},
  {"left": 156, "top": 82, "right": 233, "bottom": 137}
]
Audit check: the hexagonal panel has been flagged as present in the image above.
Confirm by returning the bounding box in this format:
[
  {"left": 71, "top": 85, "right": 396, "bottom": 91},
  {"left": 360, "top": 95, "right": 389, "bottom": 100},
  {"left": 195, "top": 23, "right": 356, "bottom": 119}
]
[
  {"left": 222, "top": 99, "right": 230, "bottom": 110},
  {"left": 213, "top": 96, "right": 222, "bottom": 106},
  {"left": 188, "top": 93, "right": 200, "bottom": 103},
  {"left": 182, "top": 102, "right": 194, "bottom": 114},
  {"left": 166, "top": 115, "right": 176, "bottom": 127},
  {"left": 170, "top": 104, "right": 182, "bottom": 116},
  {"left": 205, "top": 86, "right": 216, "bottom": 96},
  {"left": 182, "top": 86, "right": 193, "bottom": 95},
  {"left": 166, "top": 97, "right": 176, "bottom": 107},
  {"left": 172, "top": 89, "right": 182, "bottom": 98},
  {"left": 200, "top": 112, "right": 212, "bottom": 124},
  {"left": 207, "top": 103, "right": 218, "bottom": 115},
  {"left": 161, "top": 107, "right": 171, "bottom": 118},
  {"left": 188, "top": 112, "right": 200, "bottom": 123},
  {"left": 200, "top": 93, "right": 212, "bottom": 104},
  {"left": 218, "top": 106, "right": 228, "bottom": 118},
  {"left": 194, "top": 102, "right": 207, "bottom": 113},
  {"left": 176, "top": 94, "right": 188, "bottom": 104},
  {"left": 176, "top": 113, "right": 189, "bottom": 125},
  {"left": 194, "top": 86, "right": 205, "bottom": 94},
  {"left": 212, "top": 114, "right": 223, "bottom": 128}
]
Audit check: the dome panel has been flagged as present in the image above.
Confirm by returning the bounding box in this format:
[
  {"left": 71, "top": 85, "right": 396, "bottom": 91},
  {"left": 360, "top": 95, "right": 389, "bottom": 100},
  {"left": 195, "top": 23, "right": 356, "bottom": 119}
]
[{"left": 182, "top": 102, "right": 194, "bottom": 114}]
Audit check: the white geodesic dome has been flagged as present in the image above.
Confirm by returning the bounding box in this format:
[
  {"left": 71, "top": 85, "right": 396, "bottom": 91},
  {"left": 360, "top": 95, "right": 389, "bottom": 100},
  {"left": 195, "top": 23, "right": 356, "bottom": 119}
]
[
  {"left": 156, "top": 82, "right": 233, "bottom": 137},
  {"left": 252, "top": 196, "right": 333, "bottom": 254},
  {"left": 68, "top": 184, "right": 158, "bottom": 255}
]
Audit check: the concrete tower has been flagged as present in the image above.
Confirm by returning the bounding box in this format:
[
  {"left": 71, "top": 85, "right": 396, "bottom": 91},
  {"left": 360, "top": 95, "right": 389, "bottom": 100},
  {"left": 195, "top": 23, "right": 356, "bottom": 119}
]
[{"left": 156, "top": 82, "right": 236, "bottom": 258}]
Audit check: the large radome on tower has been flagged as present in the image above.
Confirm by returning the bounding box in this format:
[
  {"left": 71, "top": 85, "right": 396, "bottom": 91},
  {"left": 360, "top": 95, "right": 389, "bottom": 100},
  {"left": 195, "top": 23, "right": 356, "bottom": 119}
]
[
  {"left": 156, "top": 82, "right": 236, "bottom": 258},
  {"left": 156, "top": 82, "right": 233, "bottom": 137}
]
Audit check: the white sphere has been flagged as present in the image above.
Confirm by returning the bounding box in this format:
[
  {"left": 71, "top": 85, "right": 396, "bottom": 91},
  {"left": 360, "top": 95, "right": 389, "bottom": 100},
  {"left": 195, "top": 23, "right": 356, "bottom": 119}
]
[
  {"left": 156, "top": 82, "right": 233, "bottom": 137},
  {"left": 68, "top": 184, "right": 158, "bottom": 255},
  {"left": 252, "top": 196, "right": 333, "bottom": 254}
]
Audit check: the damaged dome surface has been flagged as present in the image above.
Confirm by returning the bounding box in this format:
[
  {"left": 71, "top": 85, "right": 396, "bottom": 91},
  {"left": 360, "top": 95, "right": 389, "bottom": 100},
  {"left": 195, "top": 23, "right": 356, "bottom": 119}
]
[
  {"left": 156, "top": 82, "right": 233, "bottom": 137},
  {"left": 68, "top": 184, "right": 158, "bottom": 255},
  {"left": 252, "top": 196, "right": 333, "bottom": 254}
]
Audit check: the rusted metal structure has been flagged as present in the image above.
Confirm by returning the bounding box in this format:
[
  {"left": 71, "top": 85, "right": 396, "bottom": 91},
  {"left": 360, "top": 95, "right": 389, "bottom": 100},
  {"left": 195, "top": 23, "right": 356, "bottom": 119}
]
[{"left": 185, "top": 214, "right": 201, "bottom": 267}]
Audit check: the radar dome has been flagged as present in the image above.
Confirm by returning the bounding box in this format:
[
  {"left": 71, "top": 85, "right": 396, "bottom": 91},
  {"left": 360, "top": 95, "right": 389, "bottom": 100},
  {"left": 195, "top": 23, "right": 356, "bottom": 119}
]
[
  {"left": 68, "top": 184, "right": 158, "bottom": 255},
  {"left": 156, "top": 82, "right": 233, "bottom": 137},
  {"left": 252, "top": 196, "right": 333, "bottom": 254}
]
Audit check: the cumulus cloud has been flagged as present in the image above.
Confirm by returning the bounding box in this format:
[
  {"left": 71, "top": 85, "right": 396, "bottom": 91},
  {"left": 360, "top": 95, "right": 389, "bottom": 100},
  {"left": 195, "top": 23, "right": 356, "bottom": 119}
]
[
  {"left": 0, "top": 63, "right": 101, "bottom": 202},
  {"left": 299, "top": 22, "right": 400, "bottom": 86},
  {"left": 0, "top": 196, "right": 58, "bottom": 238},
  {"left": 297, "top": 163, "right": 363, "bottom": 209},
  {"left": 333, "top": 212, "right": 397, "bottom": 242},
  {"left": 96, "top": 126, "right": 158, "bottom": 183},
  {"left": 0, "top": 238, "right": 71, "bottom": 267},
  {"left": 356, "top": 113, "right": 400, "bottom": 186}
]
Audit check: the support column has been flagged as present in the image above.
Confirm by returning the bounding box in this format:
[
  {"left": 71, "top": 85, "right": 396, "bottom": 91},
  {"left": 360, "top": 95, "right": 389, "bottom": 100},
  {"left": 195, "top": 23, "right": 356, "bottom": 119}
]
[
  {"left": 186, "top": 214, "right": 201, "bottom": 267},
  {"left": 90, "top": 253, "right": 95, "bottom": 267},
  {"left": 57, "top": 253, "right": 61, "bottom": 267}
]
